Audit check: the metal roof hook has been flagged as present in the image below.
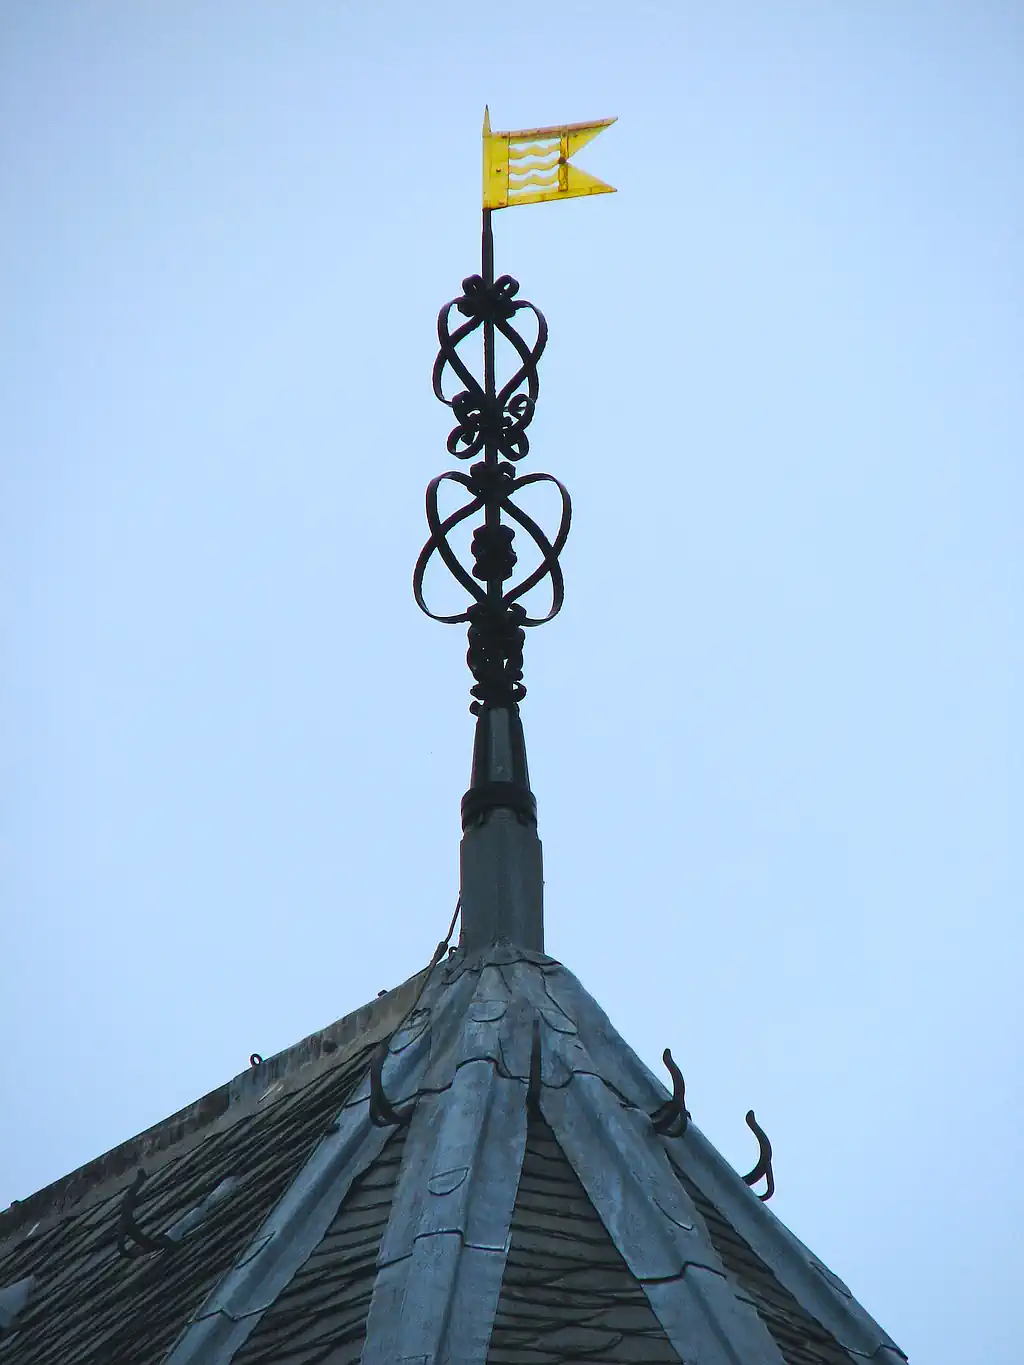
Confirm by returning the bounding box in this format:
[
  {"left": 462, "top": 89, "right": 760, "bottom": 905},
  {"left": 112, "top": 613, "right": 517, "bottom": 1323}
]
[
  {"left": 116, "top": 1169, "right": 173, "bottom": 1258},
  {"left": 650, "top": 1048, "right": 689, "bottom": 1137},
  {"left": 741, "top": 1109, "right": 775, "bottom": 1201},
  {"left": 368, "top": 1042, "right": 414, "bottom": 1128}
]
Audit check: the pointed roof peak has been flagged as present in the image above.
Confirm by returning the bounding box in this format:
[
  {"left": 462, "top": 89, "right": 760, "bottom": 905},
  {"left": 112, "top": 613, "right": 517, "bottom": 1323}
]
[{"left": 0, "top": 948, "right": 907, "bottom": 1363}]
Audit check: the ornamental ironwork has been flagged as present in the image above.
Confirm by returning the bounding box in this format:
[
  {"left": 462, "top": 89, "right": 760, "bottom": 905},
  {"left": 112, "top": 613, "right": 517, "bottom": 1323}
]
[{"left": 413, "top": 217, "right": 571, "bottom": 713}]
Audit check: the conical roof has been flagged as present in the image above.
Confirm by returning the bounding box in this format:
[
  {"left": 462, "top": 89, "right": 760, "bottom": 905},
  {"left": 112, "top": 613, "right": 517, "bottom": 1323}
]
[{"left": 0, "top": 943, "right": 906, "bottom": 1364}]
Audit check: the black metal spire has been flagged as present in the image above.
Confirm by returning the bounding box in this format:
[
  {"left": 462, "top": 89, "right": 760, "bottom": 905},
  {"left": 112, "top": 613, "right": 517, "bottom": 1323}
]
[{"left": 414, "top": 210, "right": 571, "bottom": 951}]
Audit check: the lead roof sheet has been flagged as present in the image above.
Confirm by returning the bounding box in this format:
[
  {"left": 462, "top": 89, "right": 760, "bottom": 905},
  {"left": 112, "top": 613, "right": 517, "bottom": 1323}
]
[{"left": 0, "top": 945, "right": 906, "bottom": 1365}]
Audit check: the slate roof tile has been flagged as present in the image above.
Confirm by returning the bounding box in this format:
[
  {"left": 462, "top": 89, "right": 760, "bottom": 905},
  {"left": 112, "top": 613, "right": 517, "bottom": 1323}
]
[
  {"left": 55, "top": 1054, "right": 363, "bottom": 1365},
  {"left": 0, "top": 979, "right": 425, "bottom": 1365},
  {"left": 486, "top": 1111, "right": 682, "bottom": 1365},
  {"left": 232, "top": 1126, "right": 407, "bottom": 1365},
  {"left": 0, "top": 950, "right": 904, "bottom": 1365}
]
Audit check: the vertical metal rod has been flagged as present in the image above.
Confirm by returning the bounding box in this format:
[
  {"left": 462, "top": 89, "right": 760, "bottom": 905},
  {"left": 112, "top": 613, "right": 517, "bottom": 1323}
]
[
  {"left": 481, "top": 208, "right": 501, "bottom": 604},
  {"left": 481, "top": 208, "right": 494, "bottom": 291}
]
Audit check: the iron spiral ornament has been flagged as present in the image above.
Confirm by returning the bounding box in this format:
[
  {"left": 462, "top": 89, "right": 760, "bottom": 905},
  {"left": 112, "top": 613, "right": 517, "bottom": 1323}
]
[
  {"left": 432, "top": 273, "right": 546, "bottom": 462},
  {"left": 414, "top": 258, "right": 571, "bottom": 714}
]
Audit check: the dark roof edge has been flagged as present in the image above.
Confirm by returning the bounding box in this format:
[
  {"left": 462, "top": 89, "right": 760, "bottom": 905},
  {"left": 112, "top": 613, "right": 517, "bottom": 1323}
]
[{"left": 0, "top": 969, "right": 427, "bottom": 1245}]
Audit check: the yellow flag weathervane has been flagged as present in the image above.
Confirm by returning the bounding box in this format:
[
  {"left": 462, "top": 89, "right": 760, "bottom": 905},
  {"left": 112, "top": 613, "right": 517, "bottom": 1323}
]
[{"left": 482, "top": 107, "right": 616, "bottom": 210}]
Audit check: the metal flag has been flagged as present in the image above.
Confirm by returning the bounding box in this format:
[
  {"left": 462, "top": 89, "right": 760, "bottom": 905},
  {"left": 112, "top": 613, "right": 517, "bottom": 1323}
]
[{"left": 482, "top": 107, "right": 616, "bottom": 210}]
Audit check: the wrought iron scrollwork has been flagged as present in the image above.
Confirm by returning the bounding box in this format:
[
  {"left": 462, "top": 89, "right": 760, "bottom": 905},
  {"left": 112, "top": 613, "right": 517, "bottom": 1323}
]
[
  {"left": 432, "top": 274, "right": 547, "bottom": 462},
  {"left": 414, "top": 267, "right": 571, "bottom": 712}
]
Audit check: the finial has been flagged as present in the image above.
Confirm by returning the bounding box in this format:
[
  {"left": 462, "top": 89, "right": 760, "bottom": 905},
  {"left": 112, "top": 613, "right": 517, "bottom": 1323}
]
[
  {"left": 414, "top": 112, "right": 615, "bottom": 949},
  {"left": 413, "top": 272, "right": 570, "bottom": 718},
  {"left": 412, "top": 263, "right": 564, "bottom": 951}
]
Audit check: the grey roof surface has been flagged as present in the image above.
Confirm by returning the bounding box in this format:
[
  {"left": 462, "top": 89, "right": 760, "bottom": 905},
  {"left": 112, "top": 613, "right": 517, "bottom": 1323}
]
[
  {"left": 231, "top": 1128, "right": 408, "bottom": 1365},
  {"left": 0, "top": 944, "right": 906, "bottom": 1364},
  {"left": 487, "top": 1110, "right": 683, "bottom": 1363},
  {"left": 0, "top": 978, "right": 422, "bottom": 1365}
]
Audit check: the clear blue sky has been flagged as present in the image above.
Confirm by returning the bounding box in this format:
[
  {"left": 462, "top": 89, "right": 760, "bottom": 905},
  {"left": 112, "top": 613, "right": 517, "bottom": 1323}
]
[{"left": 2, "top": 4, "right": 1021, "bottom": 1361}]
